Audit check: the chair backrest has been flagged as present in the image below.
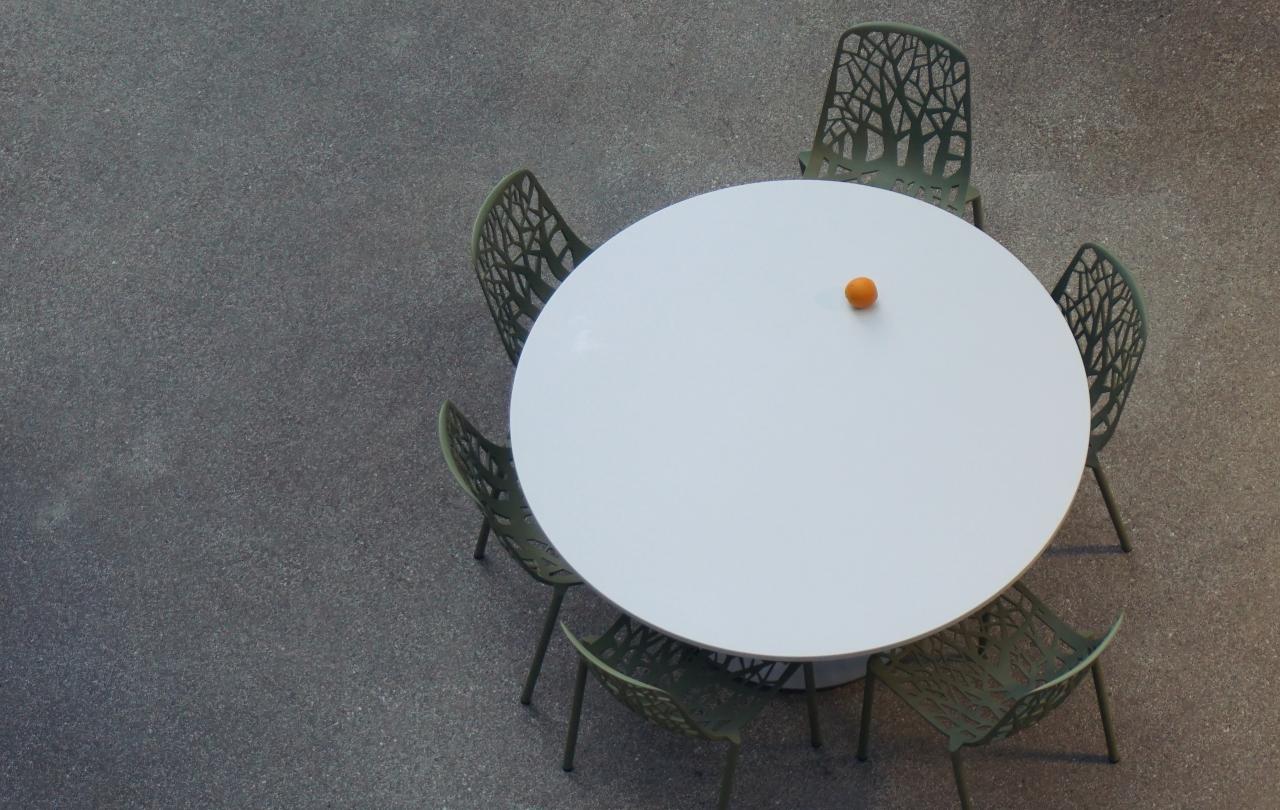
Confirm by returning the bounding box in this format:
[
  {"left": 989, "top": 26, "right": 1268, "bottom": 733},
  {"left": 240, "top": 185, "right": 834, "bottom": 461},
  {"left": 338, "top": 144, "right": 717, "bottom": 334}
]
[
  {"left": 437, "top": 401, "right": 580, "bottom": 585},
  {"left": 1050, "top": 243, "right": 1149, "bottom": 453},
  {"left": 470, "top": 169, "right": 593, "bottom": 365},
  {"left": 805, "top": 22, "right": 973, "bottom": 215},
  {"left": 562, "top": 618, "right": 726, "bottom": 742}
]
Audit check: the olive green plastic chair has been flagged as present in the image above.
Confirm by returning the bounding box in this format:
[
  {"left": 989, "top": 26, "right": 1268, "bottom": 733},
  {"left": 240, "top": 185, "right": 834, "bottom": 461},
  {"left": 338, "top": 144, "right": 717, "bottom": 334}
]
[
  {"left": 471, "top": 169, "right": 594, "bottom": 365},
  {"left": 438, "top": 400, "right": 583, "bottom": 704},
  {"left": 1052, "top": 244, "right": 1149, "bottom": 552},
  {"left": 562, "top": 616, "right": 824, "bottom": 810},
  {"left": 856, "top": 583, "right": 1122, "bottom": 810},
  {"left": 798, "top": 22, "right": 983, "bottom": 227}
]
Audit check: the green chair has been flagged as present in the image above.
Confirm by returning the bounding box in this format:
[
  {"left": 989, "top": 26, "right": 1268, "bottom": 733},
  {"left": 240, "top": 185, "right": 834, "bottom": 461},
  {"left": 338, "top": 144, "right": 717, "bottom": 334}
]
[
  {"left": 856, "top": 583, "right": 1123, "bottom": 810},
  {"left": 438, "top": 400, "right": 583, "bottom": 704},
  {"left": 562, "top": 616, "right": 824, "bottom": 810},
  {"left": 471, "top": 169, "right": 594, "bottom": 365},
  {"left": 798, "top": 22, "right": 983, "bottom": 227},
  {"left": 1052, "top": 243, "right": 1149, "bottom": 552}
]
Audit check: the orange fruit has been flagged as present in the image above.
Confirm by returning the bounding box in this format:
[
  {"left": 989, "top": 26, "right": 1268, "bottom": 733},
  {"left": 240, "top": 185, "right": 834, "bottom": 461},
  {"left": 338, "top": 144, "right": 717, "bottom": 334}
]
[{"left": 845, "top": 277, "right": 878, "bottom": 309}]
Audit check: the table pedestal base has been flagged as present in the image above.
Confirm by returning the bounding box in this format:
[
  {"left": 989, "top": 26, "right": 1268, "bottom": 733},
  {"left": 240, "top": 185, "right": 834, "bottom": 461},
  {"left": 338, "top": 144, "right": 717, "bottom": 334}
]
[{"left": 781, "top": 655, "right": 868, "bottom": 691}]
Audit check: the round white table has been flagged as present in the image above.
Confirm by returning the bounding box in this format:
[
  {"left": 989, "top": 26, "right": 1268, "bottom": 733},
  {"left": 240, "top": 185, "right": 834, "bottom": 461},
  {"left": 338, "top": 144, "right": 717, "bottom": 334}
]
[{"left": 511, "top": 180, "right": 1089, "bottom": 685}]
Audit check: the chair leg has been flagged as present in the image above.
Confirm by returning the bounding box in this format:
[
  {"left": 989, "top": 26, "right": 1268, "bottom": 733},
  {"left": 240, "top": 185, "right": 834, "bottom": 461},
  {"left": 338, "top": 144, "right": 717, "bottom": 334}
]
[
  {"left": 950, "top": 750, "right": 973, "bottom": 810},
  {"left": 970, "top": 195, "right": 985, "bottom": 231},
  {"left": 856, "top": 670, "right": 875, "bottom": 762},
  {"left": 1092, "top": 461, "right": 1133, "bottom": 552},
  {"left": 473, "top": 519, "right": 490, "bottom": 559},
  {"left": 521, "top": 585, "right": 568, "bottom": 705},
  {"left": 803, "top": 663, "right": 823, "bottom": 748},
  {"left": 717, "top": 741, "right": 741, "bottom": 810},
  {"left": 562, "top": 659, "right": 589, "bottom": 771},
  {"left": 1091, "top": 662, "right": 1121, "bottom": 763}
]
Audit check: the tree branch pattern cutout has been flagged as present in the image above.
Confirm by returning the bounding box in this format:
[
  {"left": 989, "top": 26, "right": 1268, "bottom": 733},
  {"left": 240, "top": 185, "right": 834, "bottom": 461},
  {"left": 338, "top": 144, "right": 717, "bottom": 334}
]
[
  {"left": 438, "top": 402, "right": 582, "bottom": 586},
  {"left": 573, "top": 616, "right": 799, "bottom": 743},
  {"left": 472, "top": 170, "right": 593, "bottom": 365},
  {"left": 1051, "top": 244, "right": 1148, "bottom": 454},
  {"left": 805, "top": 24, "right": 972, "bottom": 215},
  {"left": 870, "top": 583, "right": 1120, "bottom": 751}
]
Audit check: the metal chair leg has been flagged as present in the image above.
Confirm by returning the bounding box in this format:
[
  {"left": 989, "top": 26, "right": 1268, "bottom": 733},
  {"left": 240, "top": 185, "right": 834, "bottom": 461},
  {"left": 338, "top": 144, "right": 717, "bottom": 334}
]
[
  {"left": 521, "top": 585, "right": 567, "bottom": 705},
  {"left": 473, "top": 519, "right": 490, "bottom": 559},
  {"left": 717, "top": 741, "right": 740, "bottom": 810},
  {"left": 950, "top": 750, "right": 973, "bottom": 810},
  {"left": 1092, "top": 461, "right": 1133, "bottom": 552},
  {"left": 856, "top": 670, "right": 875, "bottom": 762},
  {"left": 562, "top": 659, "right": 589, "bottom": 771},
  {"left": 970, "top": 195, "right": 985, "bottom": 231},
  {"left": 1092, "top": 662, "right": 1121, "bottom": 763},
  {"left": 803, "top": 663, "right": 822, "bottom": 748}
]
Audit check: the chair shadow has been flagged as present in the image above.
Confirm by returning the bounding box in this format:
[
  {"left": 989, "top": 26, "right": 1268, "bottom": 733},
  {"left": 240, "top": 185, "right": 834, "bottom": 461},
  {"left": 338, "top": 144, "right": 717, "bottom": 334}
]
[
  {"left": 1043, "top": 543, "right": 1125, "bottom": 557},
  {"left": 980, "top": 748, "right": 1113, "bottom": 765}
]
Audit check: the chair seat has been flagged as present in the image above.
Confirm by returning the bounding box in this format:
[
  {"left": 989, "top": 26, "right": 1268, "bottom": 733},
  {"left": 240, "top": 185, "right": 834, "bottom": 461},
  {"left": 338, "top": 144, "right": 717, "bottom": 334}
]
[
  {"left": 868, "top": 583, "right": 1099, "bottom": 750},
  {"left": 581, "top": 617, "right": 797, "bottom": 740},
  {"left": 868, "top": 656, "right": 1022, "bottom": 748},
  {"left": 797, "top": 149, "right": 982, "bottom": 205},
  {"left": 492, "top": 502, "right": 583, "bottom": 586}
]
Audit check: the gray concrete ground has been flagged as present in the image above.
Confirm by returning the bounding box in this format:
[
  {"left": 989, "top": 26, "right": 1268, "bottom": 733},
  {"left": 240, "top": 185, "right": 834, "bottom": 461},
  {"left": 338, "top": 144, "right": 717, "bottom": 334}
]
[{"left": 3, "top": 1, "right": 1279, "bottom": 807}]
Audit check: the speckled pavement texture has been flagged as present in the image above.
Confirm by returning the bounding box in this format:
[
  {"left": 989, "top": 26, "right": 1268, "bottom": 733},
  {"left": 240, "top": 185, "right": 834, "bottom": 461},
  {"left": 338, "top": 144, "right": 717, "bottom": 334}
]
[{"left": 3, "top": 1, "right": 1279, "bottom": 808}]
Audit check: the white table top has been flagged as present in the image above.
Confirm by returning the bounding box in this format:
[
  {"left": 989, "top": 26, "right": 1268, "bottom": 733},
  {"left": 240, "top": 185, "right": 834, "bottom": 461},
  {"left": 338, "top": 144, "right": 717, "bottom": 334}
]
[{"left": 511, "top": 180, "right": 1089, "bottom": 661}]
